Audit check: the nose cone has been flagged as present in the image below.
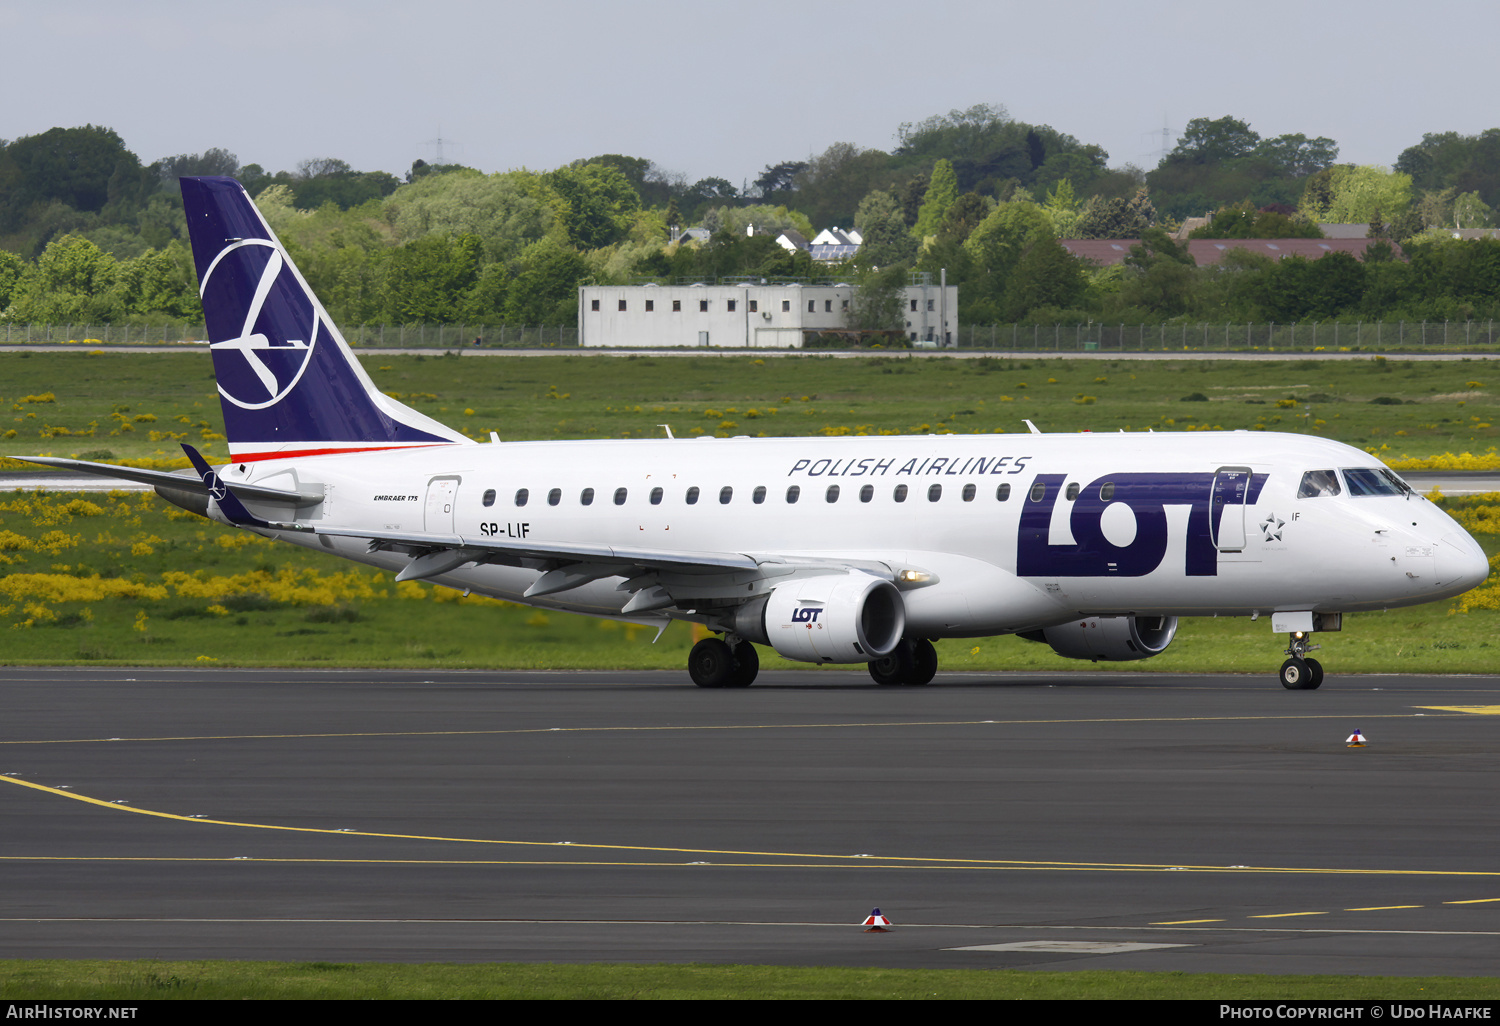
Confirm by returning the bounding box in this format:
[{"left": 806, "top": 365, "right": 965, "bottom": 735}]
[{"left": 1437, "top": 531, "right": 1491, "bottom": 596}]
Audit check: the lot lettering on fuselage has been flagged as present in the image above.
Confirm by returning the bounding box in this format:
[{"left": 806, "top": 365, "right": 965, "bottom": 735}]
[{"left": 1018, "top": 472, "right": 1268, "bottom": 578}]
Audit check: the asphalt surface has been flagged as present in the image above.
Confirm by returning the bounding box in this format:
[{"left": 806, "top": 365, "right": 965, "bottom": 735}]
[{"left": 2, "top": 666, "right": 1499, "bottom": 974}]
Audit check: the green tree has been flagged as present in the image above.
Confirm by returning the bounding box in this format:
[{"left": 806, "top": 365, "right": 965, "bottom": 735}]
[
  {"left": 116, "top": 242, "right": 199, "bottom": 319},
  {"left": 854, "top": 190, "right": 916, "bottom": 267},
  {"left": 793, "top": 142, "right": 893, "bottom": 229},
  {"left": 380, "top": 234, "right": 482, "bottom": 323},
  {"left": 1115, "top": 228, "right": 1198, "bottom": 317},
  {"left": 1170, "top": 116, "right": 1260, "bottom": 164},
  {"left": 384, "top": 170, "right": 558, "bottom": 262},
  {"left": 0, "top": 250, "right": 24, "bottom": 311},
  {"left": 912, "top": 159, "right": 959, "bottom": 240},
  {"left": 1001, "top": 227, "right": 1087, "bottom": 320},
  {"left": 1453, "top": 191, "right": 1492, "bottom": 229},
  {"left": 1074, "top": 188, "right": 1155, "bottom": 239},
  {"left": 962, "top": 200, "right": 1053, "bottom": 321},
  {"left": 2, "top": 125, "right": 142, "bottom": 215},
  {"left": 1299, "top": 165, "right": 1413, "bottom": 224},
  {"left": 547, "top": 163, "right": 641, "bottom": 249},
  {"left": 849, "top": 264, "right": 908, "bottom": 330},
  {"left": 503, "top": 242, "right": 589, "bottom": 325},
  {"left": 4, "top": 234, "right": 122, "bottom": 322}
]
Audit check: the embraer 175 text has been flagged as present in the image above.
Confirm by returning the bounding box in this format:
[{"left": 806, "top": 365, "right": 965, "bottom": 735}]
[{"left": 27, "top": 178, "right": 1491, "bottom": 689}]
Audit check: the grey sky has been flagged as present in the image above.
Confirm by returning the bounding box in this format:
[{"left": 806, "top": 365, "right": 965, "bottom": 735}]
[{"left": 5, "top": 0, "right": 1495, "bottom": 201}]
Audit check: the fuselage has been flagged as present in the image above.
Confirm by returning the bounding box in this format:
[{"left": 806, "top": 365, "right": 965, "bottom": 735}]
[{"left": 222, "top": 429, "right": 1489, "bottom": 639}]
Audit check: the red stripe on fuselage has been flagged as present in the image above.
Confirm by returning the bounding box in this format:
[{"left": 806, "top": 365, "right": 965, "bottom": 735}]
[{"left": 227, "top": 443, "right": 454, "bottom": 464}]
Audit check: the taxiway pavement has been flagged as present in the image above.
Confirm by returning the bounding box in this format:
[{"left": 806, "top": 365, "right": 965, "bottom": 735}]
[{"left": 2, "top": 667, "right": 1498, "bottom": 974}]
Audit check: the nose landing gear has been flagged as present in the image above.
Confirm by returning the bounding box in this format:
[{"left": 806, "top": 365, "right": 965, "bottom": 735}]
[{"left": 1279, "top": 631, "right": 1324, "bottom": 690}]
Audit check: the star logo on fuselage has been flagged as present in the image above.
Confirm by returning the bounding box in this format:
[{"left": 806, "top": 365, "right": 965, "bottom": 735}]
[{"left": 1259, "top": 513, "right": 1285, "bottom": 542}]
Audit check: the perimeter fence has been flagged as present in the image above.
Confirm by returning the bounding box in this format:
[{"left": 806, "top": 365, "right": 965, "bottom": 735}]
[{"left": 3, "top": 319, "right": 1498, "bottom": 352}]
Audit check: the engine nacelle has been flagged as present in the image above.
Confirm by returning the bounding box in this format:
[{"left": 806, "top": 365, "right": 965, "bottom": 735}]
[
  {"left": 1020, "top": 615, "right": 1178, "bottom": 662},
  {"left": 734, "top": 572, "right": 905, "bottom": 664}
]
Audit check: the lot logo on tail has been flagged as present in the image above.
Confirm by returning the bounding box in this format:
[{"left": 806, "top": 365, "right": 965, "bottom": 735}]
[{"left": 201, "top": 239, "right": 320, "bottom": 411}]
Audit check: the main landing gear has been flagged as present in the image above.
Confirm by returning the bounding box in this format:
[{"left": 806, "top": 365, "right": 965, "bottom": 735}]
[
  {"left": 868, "top": 638, "right": 938, "bottom": 686},
  {"left": 1279, "top": 631, "right": 1324, "bottom": 690},
  {"left": 688, "top": 636, "right": 759, "bottom": 688}
]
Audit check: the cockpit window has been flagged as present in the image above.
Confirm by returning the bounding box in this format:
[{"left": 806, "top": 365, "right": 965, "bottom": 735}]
[
  {"left": 1297, "top": 470, "right": 1341, "bottom": 498},
  {"left": 1343, "top": 467, "right": 1410, "bottom": 497}
]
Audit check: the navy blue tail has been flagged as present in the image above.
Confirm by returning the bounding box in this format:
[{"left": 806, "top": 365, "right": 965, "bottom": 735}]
[{"left": 180, "top": 177, "right": 468, "bottom": 463}]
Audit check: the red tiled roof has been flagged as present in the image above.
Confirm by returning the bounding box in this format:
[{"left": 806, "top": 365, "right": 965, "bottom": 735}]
[{"left": 1059, "top": 238, "right": 1403, "bottom": 266}]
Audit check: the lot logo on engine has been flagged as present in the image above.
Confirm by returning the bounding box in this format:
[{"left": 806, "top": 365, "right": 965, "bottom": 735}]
[{"left": 791, "top": 607, "right": 824, "bottom": 623}]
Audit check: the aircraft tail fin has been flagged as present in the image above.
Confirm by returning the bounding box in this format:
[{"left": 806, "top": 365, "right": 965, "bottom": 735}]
[{"left": 179, "top": 176, "right": 470, "bottom": 464}]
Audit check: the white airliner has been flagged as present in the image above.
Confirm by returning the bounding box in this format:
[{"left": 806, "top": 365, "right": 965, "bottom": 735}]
[{"left": 27, "top": 178, "right": 1491, "bottom": 689}]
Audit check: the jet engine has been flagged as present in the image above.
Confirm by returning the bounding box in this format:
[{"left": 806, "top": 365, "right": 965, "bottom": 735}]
[
  {"left": 1019, "top": 615, "right": 1178, "bottom": 662},
  {"left": 734, "top": 572, "right": 905, "bottom": 664}
]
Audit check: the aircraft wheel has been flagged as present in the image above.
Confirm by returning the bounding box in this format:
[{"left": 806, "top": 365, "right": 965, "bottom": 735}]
[
  {"left": 726, "top": 641, "right": 759, "bottom": 688},
  {"left": 906, "top": 639, "right": 938, "bottom": 686},
  {"left": 1279, "top": 657, "right": 1314, "bottom": 690},
  {"left": 868, "top": 640, "right": 914, "bottom": 685},
  {"left": 689, "top": 638, "right": 736, "bottom": 688},
  {"left": 1304, "top": 657, "right": 1324, "bottom": 690}
]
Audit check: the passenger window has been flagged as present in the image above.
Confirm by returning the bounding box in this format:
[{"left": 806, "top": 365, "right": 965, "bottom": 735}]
[
  {"left": 1029, "top": 481, "right": 1045, "bottom": 502},
  {"left": 894, "top": 484, "right": 908, "bottom": 502},
  {"left": 1100, "top": 482, "right": 1115, "bottom": 501},
  {"left": 613, "top": 487, "right": 627, "bottom": 505},
  {"left": 719, "top": 486, "right": 733, "bottom": 504},
  {"left": 580, "top": 487, "right": 594, "bottom": 506},
  {"left": 996, "top": 483, "right": 1011, "bottom": 501},
  {"left": 928, "top": 483, "right": 942, "bottom": 502},
  {"left": 859, "top": 484, "right": 873, "bottom": 502},
  {"left": 547, "top": 488, "right": 561, "bottom": 506},
  {"left": 962, "top": 483, "right": 976, "bottom": 502},
  {"left": 1064, "top": 482, "right": 1080, "bottom": 500},
  {"left": 826, "top": 484, "right": 840, "bottom": 502},
  {"left": 753, "top": 485, "right": 766, "bottom": 504},
  {"left": 785, "top": 485, "right": 800, "bottom": 503},
  {"left": 482, "top": 489, "right": 496, "bottom": 507},
  {"left": 686, "top": 486, "right": 699, "bottom": 505},
  {"left": 1298, "top": 470, "right": 1341, "bottom": 498},
  {"left": 650, "top": 487, "right": 663, "bottom": 505},
  {"left": 515, "top": 488, "right": 529, "bottom": 507}
]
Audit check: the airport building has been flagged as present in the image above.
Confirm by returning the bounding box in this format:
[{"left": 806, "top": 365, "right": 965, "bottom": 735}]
[{"left": 577, "top": 278, "right": 957, "bottom": 348}]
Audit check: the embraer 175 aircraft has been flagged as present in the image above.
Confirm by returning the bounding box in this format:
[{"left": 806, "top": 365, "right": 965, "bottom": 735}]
[{"left": 28, "top": 178, "right": 1491, "bottom": 689}]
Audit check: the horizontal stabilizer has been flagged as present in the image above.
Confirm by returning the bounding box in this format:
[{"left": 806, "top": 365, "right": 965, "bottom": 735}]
[{"left": 20, "top": 456, "right": 320, "bottom": 507}]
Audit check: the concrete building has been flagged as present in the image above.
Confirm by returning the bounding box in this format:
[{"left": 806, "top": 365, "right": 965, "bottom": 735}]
[{"left": 578, "top": 278, "right": 957, "bottom": 348}]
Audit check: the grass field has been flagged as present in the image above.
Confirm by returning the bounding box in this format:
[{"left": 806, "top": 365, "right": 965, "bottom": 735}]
[
  {"left": 1, "top": 350, "right": 1496, "bottom": 465},
  {"left": 1, "top": 351, "right": 1497, "bottom": 673},
  {"left": 3, "top": 959, "right": 1499, "bottom": 1000}
]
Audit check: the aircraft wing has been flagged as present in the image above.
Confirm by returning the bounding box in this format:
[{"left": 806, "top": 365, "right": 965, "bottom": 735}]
[
  {"left": 313, "top": 524, "right": 761, "bottom": 574},
  {"left": 20, "top": 456, "right": 320, "bottom": 507},
  {"left": 308, "top": 524, "right": 898, "bottom": 613}
]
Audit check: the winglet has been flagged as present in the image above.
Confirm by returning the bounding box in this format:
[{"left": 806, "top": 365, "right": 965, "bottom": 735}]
[{"left": 181, "top": 443, "right": 308, "bottom": 531}]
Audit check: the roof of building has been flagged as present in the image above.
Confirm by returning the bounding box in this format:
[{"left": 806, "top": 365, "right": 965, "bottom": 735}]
[
  {"left": 1172, "top": 217, "right": 1210, "bottom": 240},
  {"left": 1317, "top": 223, "right": 1372, "bottom": 239},
  {"left": 1060, "top": 238, "right": 1402, "bottom": 266}
]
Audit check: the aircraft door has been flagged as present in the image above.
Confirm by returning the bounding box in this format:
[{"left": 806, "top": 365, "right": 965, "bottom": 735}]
[
  {"left": 424, "top": 477, "right": 460, "bottom": 534},
  {"left": 1211, "top": 466, "right": 1252, "bottom": 552}
]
